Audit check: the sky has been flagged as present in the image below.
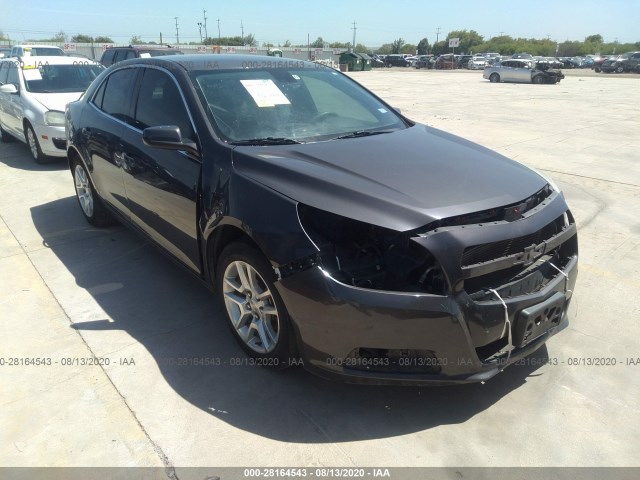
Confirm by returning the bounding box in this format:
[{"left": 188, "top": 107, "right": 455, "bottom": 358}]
[{"left": 2, "top": 0, "right": 639, "bottom": 46}]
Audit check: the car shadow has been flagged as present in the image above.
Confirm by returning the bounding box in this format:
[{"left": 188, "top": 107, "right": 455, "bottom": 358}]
[
  {"left": 0, "top": 141, "right": 68, "bottom": 171},
  {"left": 31, "top": 196, "right": 552, "bottom": 443}
]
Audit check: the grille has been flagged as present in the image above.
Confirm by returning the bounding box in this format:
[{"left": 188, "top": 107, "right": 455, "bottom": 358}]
[
  {"left": 462, "top": 215, "right": 565, "bottom": 267},
  {"left": 52, "top": 138, "right": 66, "bottom": 150}
]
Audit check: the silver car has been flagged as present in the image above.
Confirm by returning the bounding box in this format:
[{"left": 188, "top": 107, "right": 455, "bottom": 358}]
[
  {"left": 0, "top": 56, "right": 104, "bottom": 163},
  {"left": 483, "top": 59, "right": 563, "bottom": 84}
]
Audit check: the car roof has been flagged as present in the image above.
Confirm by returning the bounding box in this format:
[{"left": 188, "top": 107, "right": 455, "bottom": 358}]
[
  {"left": 2, "top": 56, "right": 102, "bottom": 66},
  {"left": 107, "top": 45, "right": 182, "bottom": 50},
  {"left": 116, "top": 54, "right": 321, "bottom": 71}
]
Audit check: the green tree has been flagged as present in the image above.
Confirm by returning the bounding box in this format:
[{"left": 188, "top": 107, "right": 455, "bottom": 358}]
[
  {"left": 71, "top": 34, "right": 93, "bottom": 43},
  {"left": 585, "top": 34, "right": 603, "bottom": 44},
  {"left": 330, "top": 41, "right": 350, "bottom": 48},
  {"left": 94, "top": 36, "right": 114, "bottom": 43},
  {"left": 444, "top": 30, "right": 483, "bottom": 54},
  {"left": 390, "top": 38, "right": 405, "bottom": 54},
  {"left": 375, "top": 43, "right": 393, "bottom": 54},
  {"left": 417, "top": 38, "right": 430, "bottom": 55},
  {"left": 310, "top": 37, "right": 324, "bottom": 48},
  {"left": 282, "top": 40, "right": 292, "bottom": 47},
  {"left": 243, "top": 33, "right": 257, "bottom": 46},
  {"left": 130, "top": 35, "right": 144, "bottom": 45},
  {"left": 354, "top": 43, "right": 370, "bottom": 53},
  {"left": 400, "top": 43, "right": 416, "bottom": 54},
  {"left": 53, "top": 30, "right": 67, "bottom": 42}
]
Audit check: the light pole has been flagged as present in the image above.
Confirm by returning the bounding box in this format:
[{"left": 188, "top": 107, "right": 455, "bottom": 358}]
[
  {"left": 217, "top": 18, "right": 221, "bottom": 42},
  {"left": 197, "top": 22, "right": 203, "bottom": 43},
  {"left": 203, "top": 9, "right": 208, "bottom": 40}
]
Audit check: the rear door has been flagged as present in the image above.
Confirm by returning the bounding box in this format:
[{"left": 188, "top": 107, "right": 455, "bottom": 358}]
[{"left": 120, "top": 66, "right": 202, "bottom": 273}]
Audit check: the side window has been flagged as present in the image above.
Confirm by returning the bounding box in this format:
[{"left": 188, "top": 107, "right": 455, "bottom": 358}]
[
  {"left": 7, "top": 63, "right": 20, "bottom": 88},
  {"left": 134, "top": 68, "right": 194, "bottom": 141},
  {"left": 91, "top": 78, "right": 107, "bottom": 109},
  {"left": 100, "top": 68, "right": 137, "bottom": 124},
  {"left": 101, "top": 49, "right": 115, "bottom": 66},
  {"left": 0, "top": 63, "right": 9, "bottom": 85}
]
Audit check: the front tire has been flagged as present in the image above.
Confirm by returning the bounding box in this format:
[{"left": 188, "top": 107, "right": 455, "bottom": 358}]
[
  {"left": 217, "top": 242, "right": 294, "bottom": 367},
  {"left": 615, "top": 65, "right": 625, "bottom": 73},
  {"left": 533, "top": 75, "right": 545, "bottom": 84},
  {"left": 489, "top": 73, "right": 500, "bottom": 83},
  {"left": 0, "top": 124, "right": 14, "bottom": 143},
  {"left": 25, "top": 124, "right": 47, "bottom": 164},
  {"left": 72, "top": 161, "right": 117, "bottom": 227}
]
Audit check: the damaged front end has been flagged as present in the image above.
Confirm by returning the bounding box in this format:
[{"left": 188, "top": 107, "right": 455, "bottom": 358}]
[{"left": 272, "top": 184, "right": 577, "bottom": 384}]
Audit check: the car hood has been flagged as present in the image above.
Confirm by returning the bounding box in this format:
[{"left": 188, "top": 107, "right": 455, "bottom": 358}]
[
  {"left": 28, "top": 92, "right": 83, "bottom": 112},
  {"left": 232, "top": 124, "right": 547, "bottom": 232}
]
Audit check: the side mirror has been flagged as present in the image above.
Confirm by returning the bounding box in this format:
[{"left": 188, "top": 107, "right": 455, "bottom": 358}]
[
  {"left": 0, "top": 84, "right": 18, "bottom": 94},
  {"left": 142, "top": 125, "right": 199, "bottom": 157}
]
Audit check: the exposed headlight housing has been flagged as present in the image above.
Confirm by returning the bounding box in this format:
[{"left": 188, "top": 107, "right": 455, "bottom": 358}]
[
  {"left": 44, "top": 110, "right": 65, "bottom": 126},
  {"left": 297, "top": 204, "right": 447, "bottom": 294},
  {"left": 530, "top": 167, "right": 562, "bottom": 195}
]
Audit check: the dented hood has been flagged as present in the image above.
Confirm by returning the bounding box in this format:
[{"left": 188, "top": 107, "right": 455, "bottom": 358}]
[{"left": 232, "top": 124, "right": 547, "bottom": 232}]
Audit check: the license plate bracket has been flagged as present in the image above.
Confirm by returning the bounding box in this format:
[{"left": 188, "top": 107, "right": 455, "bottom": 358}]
[{"left": 513, "top": 292, "right": 566, "bottom": 347}]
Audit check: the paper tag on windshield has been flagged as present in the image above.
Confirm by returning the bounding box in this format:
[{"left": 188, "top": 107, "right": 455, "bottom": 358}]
[
  {"left": 139, "top": 53, "right": 151, "bottom": 58},
  {"left": 23, "top": 69, "right": 43, "bottom": 81},
  {"left": 240, "top": 79, "right": 290, "bottom": 107}
]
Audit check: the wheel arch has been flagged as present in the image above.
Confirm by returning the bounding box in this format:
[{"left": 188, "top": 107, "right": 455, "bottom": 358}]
[{"left": 206, "top": 223, "right": 264, "bottom": 288}]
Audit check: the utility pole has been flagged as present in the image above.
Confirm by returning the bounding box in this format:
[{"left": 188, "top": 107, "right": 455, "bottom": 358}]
[
  {"left": 203, "top": 9, "right": 208, "bottom": 40},
  {"left": 198, "top": 22, "right": 203, "bottom": 43},
  {"left": 351, "top": 20, "right": 357, "bottom": 52},
  {"left": 174, "top": 17, "right": 179, "bottom": 45},
  {"left": 217, "top": 18, "right": 221, "bottom": 42},
  {"left": 435, "top": 26, "right": 441, "bottom": 44},
  {"left": 241, "top": 20, "right": 244, "bottom": 45}
]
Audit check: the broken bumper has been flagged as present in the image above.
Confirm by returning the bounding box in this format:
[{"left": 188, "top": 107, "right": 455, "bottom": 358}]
[
  {"left": 276, "top": 253, "right": 576, "bottom": 385},
  {"left": 276, "top": 190, "right": 577, "bottom": 385}
]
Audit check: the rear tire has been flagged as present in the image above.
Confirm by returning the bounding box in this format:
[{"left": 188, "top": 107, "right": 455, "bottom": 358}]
[
  {"left": 489, "top": 73, "right": 500, "bottom": 83},
  {"left": 217, "top": 241, "right": 294, "bottom": 368},
  {"left": 615, "top": 65, "right": 625, "bottom": 73},
  {"left": 533, "top": 75, "right": 545, "bottom": 84},
  {"left": 72, "top": 160, "right": 117, "bottom": 227}
]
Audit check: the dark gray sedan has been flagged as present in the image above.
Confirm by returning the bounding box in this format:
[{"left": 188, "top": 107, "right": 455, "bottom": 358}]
[{"left": 65, "top": 55, "right": 577, "bottom": 384}]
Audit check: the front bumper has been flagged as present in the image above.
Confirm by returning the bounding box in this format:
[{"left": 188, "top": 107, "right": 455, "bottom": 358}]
[
  {"left": 276, "top": 193, "right": 577, "bottom": 385},
  {"left": 33, "top": 123, "right": 67, "bottom": 157},
  {"left": 277, "top": 256, "right": 575, "bottom": 385}
]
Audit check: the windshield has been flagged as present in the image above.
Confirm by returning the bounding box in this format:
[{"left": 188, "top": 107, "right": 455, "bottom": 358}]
[
  {"left": 24, "top": 63, "right": 104, "bottom": 93},
  {"left": 24, "top": 47, "right": 65, "bottom": 57},
  {"left": 191, "top": 66, "right": 406, "bottom": 143},
  {"left": 145, "top": 50, "right": 183, "bottom": 57}
]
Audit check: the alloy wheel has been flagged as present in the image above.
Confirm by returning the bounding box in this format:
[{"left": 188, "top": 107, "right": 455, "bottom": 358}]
[
  {"left": 222, "top": 260, "right": 280, "bottom": 354},
  {"left": 74, "top": 164, "right": 94, "bottom": 218}
]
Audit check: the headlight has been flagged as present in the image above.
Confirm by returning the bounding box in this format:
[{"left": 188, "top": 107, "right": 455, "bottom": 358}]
[
  {"left": 530, "top": 167, "right": 562, "bottom": 194},
  {"left": 44, "top": 110, "right": 65, "bottom": 126},
  {"left": 297, "top": 204, "right": 446, "bottom": 294}
]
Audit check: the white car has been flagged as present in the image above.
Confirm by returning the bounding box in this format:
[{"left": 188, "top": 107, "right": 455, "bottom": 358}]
[
  {"left": 0, "top": 56, "right": 104, "bottom": 163},
  {"left": 468, "top": 56, "right": 487, "bottom": 70},
  {"left": 9, "top": 44, "right": 65, "bottom": 58}
]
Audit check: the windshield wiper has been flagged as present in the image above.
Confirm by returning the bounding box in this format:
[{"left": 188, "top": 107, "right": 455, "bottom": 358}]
[
  {"left": 231, "top": 137, "right": 301, "bottom": 146},
  {"left": 332, "top": 130, "right": 396, "bottom": 140}
]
